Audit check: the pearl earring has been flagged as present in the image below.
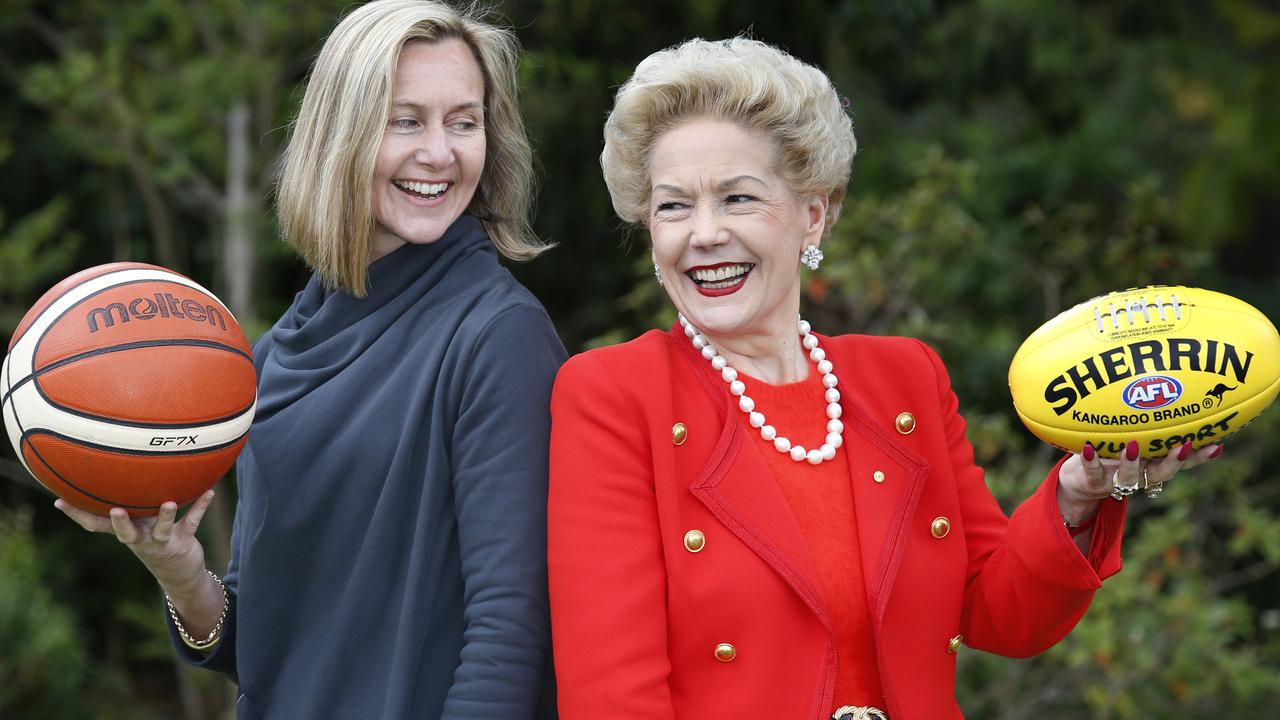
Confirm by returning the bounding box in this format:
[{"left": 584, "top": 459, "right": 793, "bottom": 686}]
[
  {"left": 800, "top": 245, "right": 824, "bottom": 270},
  {"left": 654, "top": 264, "right": 664, "bottom": 286}
]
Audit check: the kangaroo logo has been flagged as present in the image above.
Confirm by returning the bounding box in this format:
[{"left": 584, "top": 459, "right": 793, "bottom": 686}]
[{"left": 1205, "top": 383, "right": 1237, "bottom": 405}]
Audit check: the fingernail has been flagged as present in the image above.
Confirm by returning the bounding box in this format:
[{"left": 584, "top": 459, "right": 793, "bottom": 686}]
[
  {"left": 53, "top": 499, "right": 63, "bottom": 510},
  {"left": 1125, "top": 440, "right": 1139, "bottom": 461},
  {"left": 1082, "top": 443, "right": 1096, "bottom": 462},
  {"left": 1209, "top": 444, "right": 1224, "bottom": 459},
  {"left": 1177, "top": 442, "right": 1193, "bottom": 461}
]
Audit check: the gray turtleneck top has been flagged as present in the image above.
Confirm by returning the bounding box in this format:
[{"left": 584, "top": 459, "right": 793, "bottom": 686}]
[{"left": 168, "top": 215, "right": 563, "bottom": 719}]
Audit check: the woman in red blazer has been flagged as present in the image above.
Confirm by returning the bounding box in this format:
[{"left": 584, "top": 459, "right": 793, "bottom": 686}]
[{"left": 547, "top": 38, "right": 1219, "bottom": 720}]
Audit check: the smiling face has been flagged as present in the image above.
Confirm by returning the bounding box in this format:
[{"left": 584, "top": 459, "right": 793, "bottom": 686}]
[
  {"left": 648, "top": 117, "right": 826, "bottom": 344},
  {"left": 370, "top": 38, "right": 487, "bottom": 261}
]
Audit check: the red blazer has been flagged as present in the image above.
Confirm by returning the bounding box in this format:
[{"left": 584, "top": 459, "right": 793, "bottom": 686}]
[{"left": 548, "top": 327, "right": 1126, "bottom": 719}]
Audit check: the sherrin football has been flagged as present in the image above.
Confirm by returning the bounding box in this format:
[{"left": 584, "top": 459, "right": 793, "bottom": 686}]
[{"left": 1009, "top": 286, "right": 1280, "bottom": 458}]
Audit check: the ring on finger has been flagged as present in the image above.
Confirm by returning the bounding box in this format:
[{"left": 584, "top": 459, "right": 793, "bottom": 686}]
[
  {"left": 1143, "top": 469, "right": 1165, "bottom": 499},
  {"left": 1111, "top": 468, "right": 1142, "bottom": 500}
]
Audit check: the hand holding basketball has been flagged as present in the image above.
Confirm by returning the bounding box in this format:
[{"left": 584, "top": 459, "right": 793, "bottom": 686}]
[{"left": 54, "top": 489, "right": 217, "bottom": 593}]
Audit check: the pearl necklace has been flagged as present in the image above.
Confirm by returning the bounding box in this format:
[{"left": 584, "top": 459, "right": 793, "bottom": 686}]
[{"left": 679, "top": 314, "right": 844, "bottom": 465}]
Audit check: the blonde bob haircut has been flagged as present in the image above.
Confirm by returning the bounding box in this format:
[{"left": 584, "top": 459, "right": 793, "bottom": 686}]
[
  {"left": 277, "top": 0, "right": 546, "bottom": 296},
  {"left": 601, "top": 37, "right": 857, "bottom": 234}
]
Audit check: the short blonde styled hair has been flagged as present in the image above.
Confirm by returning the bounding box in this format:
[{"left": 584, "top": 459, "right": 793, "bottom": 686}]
[
  {"left": 277, "top": 0, "right": 546, "bottom": 296},
  {"left": 601, "top": 37, "right": 857, "bottom": 234}
]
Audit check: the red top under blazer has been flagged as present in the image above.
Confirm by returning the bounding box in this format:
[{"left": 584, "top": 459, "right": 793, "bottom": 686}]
[{"left": 547, "top": 327, "right": 1127, "bottom": 719}]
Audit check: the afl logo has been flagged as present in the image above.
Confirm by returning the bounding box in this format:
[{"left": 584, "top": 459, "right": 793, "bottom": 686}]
[{"left": 1122, "top": 375, "right": 1183, "bottom": 410}]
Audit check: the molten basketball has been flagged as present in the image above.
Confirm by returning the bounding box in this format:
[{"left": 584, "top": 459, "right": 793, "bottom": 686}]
[
  {"left": 1009, "top": 286, "right": 1280, "bottom": 458},
  {"left": 1, "top": 262, "right": 256, "bottom": 516}
]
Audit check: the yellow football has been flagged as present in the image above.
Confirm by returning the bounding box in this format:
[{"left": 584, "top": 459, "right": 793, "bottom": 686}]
[{"left": 1009, "top": 286, "right": 1280, "bottom": 458}]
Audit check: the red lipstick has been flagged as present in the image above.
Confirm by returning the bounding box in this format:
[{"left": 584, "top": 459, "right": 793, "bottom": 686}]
[{"left": 686, "top": 262, "right": 753, "bottom": 298}]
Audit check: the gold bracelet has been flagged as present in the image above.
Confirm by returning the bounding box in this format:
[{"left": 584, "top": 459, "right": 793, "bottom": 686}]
[{"left": 167, "top": 569, "right": 228, "bottom": 651}]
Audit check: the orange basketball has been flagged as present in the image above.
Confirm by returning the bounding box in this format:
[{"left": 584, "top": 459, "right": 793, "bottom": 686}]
[{"left": 1, "top": 262, "right": 257, "bottom": 516}]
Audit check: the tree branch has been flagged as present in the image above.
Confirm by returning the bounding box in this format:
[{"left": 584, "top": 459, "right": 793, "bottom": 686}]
[
  {"left": 1211, "top": 559, "right": 1280, "bottom": 595},
  {"left": 25, "top": 12, "right": 226, "bottom": 218}
]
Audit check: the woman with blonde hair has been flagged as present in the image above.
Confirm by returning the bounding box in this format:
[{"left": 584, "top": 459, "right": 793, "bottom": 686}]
[
  {"left": 55, "top": 1, "right": 563, "bottom": 717},
  {"left": 547, "top": 37, "right": 1218, "bottom": 719}
]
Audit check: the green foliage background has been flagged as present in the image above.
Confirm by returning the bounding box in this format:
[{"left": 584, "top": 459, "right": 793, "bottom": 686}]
[{"left": 1, "top": 1, "right": 1278, "bottom": 717}]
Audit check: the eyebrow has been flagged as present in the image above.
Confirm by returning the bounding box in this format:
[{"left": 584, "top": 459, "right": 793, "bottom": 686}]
[
  {"left": 718, "top": 175, "right": 770, "bottom": 190},
  {"left": 652, "top": 175, "right": 771, "bottom": 195},
  {"left": 391, "top": 100, "right": 485, "bottom": 113}
]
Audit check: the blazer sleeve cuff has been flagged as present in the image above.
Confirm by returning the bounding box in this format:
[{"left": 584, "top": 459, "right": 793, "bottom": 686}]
[{"left": 1008, "top": 455, "right": 1127, "bottom": 589}]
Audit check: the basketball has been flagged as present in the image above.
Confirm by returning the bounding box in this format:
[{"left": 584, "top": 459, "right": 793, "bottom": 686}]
[
  {"left": 1, "top": 262, "right": 257, "bottom": 516},
  {"left": 1008, "top": 285, "right": 1280, "bottom": 458}
]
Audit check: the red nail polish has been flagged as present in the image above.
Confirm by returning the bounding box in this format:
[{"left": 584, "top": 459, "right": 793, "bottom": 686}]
[
  {"left": 1177, "top": 443, "right": 1193, "bottom": 461},
  {"left": 1125, "top": 440, "right": 1139, "bottom": 461},
  {"left": 1082, "top": 443, "right": 1096, "bottom": 462},
  {"left": 1209, "top": 444, "right": 1224, "bottom": 459}
]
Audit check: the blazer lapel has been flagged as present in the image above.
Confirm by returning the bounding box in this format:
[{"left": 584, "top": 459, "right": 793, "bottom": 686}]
[
  {"left": 689, "top": 404, "right": 834, "bottom": 627},
  {"left": 841, "top": 398, "right": 930, "bottom": 626}
]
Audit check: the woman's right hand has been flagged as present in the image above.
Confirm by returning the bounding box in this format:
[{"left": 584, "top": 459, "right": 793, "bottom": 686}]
[{"left": 54, "top": 489, "right": 216, "bottom": 596}]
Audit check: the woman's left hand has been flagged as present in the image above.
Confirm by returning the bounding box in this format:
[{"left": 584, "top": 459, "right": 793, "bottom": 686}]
[{"left": 1057, "top": 440, "right": 1223, "bottom": 525}]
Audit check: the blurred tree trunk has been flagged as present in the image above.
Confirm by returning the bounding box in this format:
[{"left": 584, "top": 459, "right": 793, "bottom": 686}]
[
  {"left": 174, "top": 660, "right": 206, "bottom": 720},
  {"left": 121, "top": 135, "right": 182, "bottom": 271},
  {"left": 107, "top": 169, "right": 131, "bottom": 261},
  {"left": 224, "top": 100, "right": 255, "bottom": 324}
]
